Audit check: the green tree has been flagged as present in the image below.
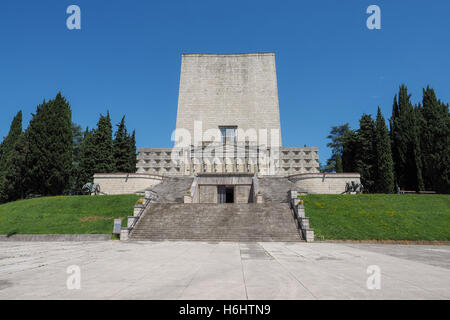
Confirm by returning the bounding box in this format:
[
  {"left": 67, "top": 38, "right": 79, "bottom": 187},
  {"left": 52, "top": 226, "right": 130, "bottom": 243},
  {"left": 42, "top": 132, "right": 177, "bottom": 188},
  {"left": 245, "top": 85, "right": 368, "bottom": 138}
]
[
  {"left": 342, "top": 129, "right": 359, "bottom": 173},
  {"left": 354, "top": 114, "right": 376, "bottom": 192},
  {"left": 418, "top": 87, "right": 450, "bottom": 193},
  {"left": 92, "top": 112, "right": 114, "bottom": 173},
  {"left": 0, "top": 111, "right": 24, "bottom": 202},
  {"left": 374, "top": 107, "right": 394, "bottom": 193},
  {"left": 126, "top": 130, "right": 137, "bottom": 173},
  {"left": 72, "top": 123, "right": 84, "bottom": 166},
  {"left": 0, "top": 111, "right": 23, "bottom": 181},
  {"left": 26, "top": 93, "right": 73, "bottom": 196},
  {"left": 335, "top": 154, "right": 343, "bottom": 173},
  {"left": 324, "top": 124, "right": 351, "bottom": 172},
  {"left": 69, "top": 123, "right": 85, "bottom": 194},
  {"left": 77, "top": 128, "right": 97, "bottom": 190},
  {"left": 113, "top": 116, "right": 130, "bottom": 172},
  {"left": 390, "top": 85, "right": 424, "bottom": 191},
  {"left": 0, "top": 134, "right": 28, "bottom": 202}
]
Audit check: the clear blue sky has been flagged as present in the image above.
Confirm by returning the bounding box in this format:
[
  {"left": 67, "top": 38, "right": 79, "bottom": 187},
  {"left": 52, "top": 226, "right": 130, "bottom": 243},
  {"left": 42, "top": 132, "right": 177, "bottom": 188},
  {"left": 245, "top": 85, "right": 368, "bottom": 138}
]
[{"left": 1, "top": 0, "right": 449, "bottom": 164}]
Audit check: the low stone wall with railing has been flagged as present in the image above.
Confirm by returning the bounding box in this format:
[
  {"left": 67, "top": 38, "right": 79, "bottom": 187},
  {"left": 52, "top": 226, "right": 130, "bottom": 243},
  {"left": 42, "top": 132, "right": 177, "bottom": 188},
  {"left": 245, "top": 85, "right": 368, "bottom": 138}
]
[
  {"left": 93, "top": 173, "right": 163, "bottom": 195},
  {"left": 288, "top": 173, "right": 361, "bottom": 194}
]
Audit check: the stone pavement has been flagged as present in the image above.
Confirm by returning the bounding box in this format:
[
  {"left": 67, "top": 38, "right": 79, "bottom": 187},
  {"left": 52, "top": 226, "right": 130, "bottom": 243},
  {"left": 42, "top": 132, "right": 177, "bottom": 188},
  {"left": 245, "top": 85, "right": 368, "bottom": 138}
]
[{"left": 0, "top": 241, "right": 449, "bottom": 299}]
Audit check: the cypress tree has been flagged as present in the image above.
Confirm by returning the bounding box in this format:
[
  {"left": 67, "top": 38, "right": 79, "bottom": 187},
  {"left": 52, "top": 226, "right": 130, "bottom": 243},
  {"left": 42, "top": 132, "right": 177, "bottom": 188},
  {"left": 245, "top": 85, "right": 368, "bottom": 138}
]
[
  {"left": 72, "top": 123, "right": 84, "bottom": 168},
  {"left": 127, "top": 130, "right": 137, "bottom": 173},
  {"left": 92, "top": 112, "right": 114, "bottom": 173},
  {"left": 325, "top": 124, "right": 350, "bottom": 172},
  {"left": 0, "top": 111, "right": 22, "bottom": 158},
  {"left": 69, "top": 123, "right": 85, "bottom": 194},
  {"left": 335, "top": 154, "right": 343, "bottom": 173},
  {"left": 342, "top": 129, "right": 358, "bottom": 172},
  {"left": 390, "top": 85, "right": 424, "bottom": 191},
  {"left": 374, "top": 107, "right": 394, "bottom": 193},
  {"left": 389, "top": 96, "right": 400, "bottom": 189},
  {"left": 354, "top": 114, "right": 376, "bottom": 192},
  {"left": 418, "top": 86, "right": 450, "bottom": 193},
  {"left": 77, "top": 128, "right": 97, "bottom": 190},
  {"left": 113, "top": 116, "right": 130, "bottom": 172},
  {"left": 0, "top": 111, "right": 23, "bottom": 182},
  {"left": 26, "top": 93, "right": 73, "bottom": 196},
  {"left": 0, "top": 134, "right": 28, "bottom": 202},
  {"left": 0, "top": 111, "right": 22, "bottom": 202}
]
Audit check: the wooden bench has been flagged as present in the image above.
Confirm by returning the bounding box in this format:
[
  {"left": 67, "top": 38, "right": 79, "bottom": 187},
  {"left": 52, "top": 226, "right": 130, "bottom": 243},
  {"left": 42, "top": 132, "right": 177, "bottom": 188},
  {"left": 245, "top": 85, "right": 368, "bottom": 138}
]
[
  {"left": 399, "top": 190, "right": 416, "bottom": 194},
  {"left": 399, "top": 190, "right": 437, "bottom": 194}
]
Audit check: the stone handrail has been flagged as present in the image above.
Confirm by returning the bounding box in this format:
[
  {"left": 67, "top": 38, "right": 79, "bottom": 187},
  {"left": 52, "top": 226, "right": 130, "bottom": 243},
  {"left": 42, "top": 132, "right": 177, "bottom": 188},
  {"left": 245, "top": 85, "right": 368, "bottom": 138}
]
[
  {"left": 289, "top": 190, "right": 314, "bottom": 242},
  {"left": 120, "top": 190, "right": 157, "bottom": 240}
]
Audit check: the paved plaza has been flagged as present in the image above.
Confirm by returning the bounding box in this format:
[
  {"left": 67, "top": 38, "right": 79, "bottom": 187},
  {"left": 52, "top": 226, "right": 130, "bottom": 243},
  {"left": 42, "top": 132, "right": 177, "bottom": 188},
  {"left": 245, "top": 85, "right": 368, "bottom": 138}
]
[{"left": 0, "top": 241, "right": 449, "bottom": 299}]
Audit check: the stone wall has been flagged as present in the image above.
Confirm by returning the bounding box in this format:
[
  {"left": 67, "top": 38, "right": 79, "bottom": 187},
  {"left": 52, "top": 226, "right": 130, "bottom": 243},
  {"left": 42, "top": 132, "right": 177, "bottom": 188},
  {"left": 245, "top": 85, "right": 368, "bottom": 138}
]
[
  {"left": 93, "top": 173, "right": 163, "bottom": 195},
  {"left": 136, "top": 148, "right": 182, "bottom": 175},
  {"left": 195, "top": 173, "right": 253, "bottom": 204},
  {"left": 198, "top": 185, "right": 217, "bottom": 203},
  {"left": 279, "top": 147, "right": 320, "bottom": 175},
  {"left": 288, "top": 173, "right": 361, "bottom": 194},
  {"left": 235, "top": 185, "right": 252, "bottom": 203}
]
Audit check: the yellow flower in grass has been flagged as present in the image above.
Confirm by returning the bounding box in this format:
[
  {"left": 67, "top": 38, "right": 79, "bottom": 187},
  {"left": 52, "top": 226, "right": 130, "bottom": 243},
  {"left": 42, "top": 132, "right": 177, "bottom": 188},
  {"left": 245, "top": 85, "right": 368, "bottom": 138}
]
[
  {"left": 385, "top": 210, "right": 395, "bottom": 217},
  {"left": 314, "top": 202, "right": 324, "bottom": 208}
]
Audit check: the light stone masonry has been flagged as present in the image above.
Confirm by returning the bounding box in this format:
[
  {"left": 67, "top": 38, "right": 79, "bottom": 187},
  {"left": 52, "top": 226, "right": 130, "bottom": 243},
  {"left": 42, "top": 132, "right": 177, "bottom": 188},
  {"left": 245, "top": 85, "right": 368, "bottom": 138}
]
[
  {"left": 176, "top": 53, "right": 282, "bottom": 146},
  {"left": 93, "top": 173, "right": 163, "bottom": 195}
]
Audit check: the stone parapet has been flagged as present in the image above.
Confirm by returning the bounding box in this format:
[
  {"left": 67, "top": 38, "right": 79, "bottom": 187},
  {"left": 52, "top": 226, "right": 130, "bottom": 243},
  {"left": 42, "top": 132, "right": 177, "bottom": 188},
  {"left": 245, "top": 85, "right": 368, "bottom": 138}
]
[
  {"left": 289, "top": 172, "right": 361, "bottom": 194},
  {"left": 93, "top": 173, "right": 163, "bottom": 195},
  {"left": 120, "top": 228, "right": 130, "bottom": 241}
]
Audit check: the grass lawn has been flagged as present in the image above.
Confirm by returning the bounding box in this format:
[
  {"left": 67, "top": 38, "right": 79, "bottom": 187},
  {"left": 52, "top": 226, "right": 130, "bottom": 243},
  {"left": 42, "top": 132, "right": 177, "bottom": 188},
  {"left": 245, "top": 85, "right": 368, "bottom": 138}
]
[
  {"left": 303, "top": 194, "right": 450, "bottom": 241},
  {"left": 0, "top": 195, "right": 140, "bottom": 235},
  {"left": 1, "top": 193, "right": 449, "bottom": 240}
]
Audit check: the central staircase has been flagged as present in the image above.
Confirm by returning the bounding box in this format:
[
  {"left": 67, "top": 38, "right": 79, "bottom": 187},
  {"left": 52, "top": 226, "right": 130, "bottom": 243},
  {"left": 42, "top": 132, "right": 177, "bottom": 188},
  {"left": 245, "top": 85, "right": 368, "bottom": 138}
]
[
  {"left": 129, "top": 202, "right": 302, "bottom": 241},
  {"left": 126, "top": 175, "right": 307, "bottom": 242}
]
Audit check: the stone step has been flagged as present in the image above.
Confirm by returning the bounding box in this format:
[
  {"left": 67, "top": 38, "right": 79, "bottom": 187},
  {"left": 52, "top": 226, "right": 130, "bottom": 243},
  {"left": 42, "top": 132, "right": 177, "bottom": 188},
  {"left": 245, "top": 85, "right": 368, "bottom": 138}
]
[{"left": 130, "top": 203, "right": 302, "bottom": 241}]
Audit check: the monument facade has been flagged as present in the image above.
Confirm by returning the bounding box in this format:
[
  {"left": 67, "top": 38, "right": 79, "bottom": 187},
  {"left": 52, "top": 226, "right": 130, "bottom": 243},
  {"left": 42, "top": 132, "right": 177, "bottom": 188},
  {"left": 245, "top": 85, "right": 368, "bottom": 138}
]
[
  {"left": 137, "top": 53, "right": 320, "bottom": 176},
  {"left": 95, "top": 52, "right": 360, "bottom": 195}
]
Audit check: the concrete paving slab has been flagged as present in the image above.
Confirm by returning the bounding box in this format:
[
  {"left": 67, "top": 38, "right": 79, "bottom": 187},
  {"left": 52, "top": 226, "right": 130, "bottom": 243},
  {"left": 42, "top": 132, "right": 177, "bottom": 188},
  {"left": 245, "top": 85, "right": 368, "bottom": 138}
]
[
  {"left": 0, "top": 241, "right": 448, "bottom": 299},
  {"left": 179, "top": 284, "right": 247, "bottom": 300}
]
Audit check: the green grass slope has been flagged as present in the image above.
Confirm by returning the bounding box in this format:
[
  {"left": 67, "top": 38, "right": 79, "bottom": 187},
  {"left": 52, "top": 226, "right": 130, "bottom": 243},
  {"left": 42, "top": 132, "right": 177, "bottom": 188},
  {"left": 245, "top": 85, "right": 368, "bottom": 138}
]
[
  {"left": 303, "top": 194, "right": 450, "bottom": 241},
  {"left": 1, "top": 193, "right": 449, "bottom": 240},
  {"left": 0, "top": 195, "right": 140, "bottom": 235}
]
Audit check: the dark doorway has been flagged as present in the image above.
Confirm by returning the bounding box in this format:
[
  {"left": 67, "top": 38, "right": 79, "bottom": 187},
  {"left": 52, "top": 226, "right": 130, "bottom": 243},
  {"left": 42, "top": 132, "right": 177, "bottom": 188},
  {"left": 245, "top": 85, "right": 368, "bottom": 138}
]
[
  {"left": 225, "top": 187, "right": 234, "bottom": 203},
  {"left": 218, "top": 186, "right": 234, "bottom": 203}
]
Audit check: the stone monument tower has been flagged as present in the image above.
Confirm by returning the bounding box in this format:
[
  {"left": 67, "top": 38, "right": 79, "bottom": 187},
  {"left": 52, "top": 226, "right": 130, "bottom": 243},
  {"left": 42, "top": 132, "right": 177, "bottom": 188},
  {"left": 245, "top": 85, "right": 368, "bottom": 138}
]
[
  {"left": 95, "top": 52, "right": 360, "bottom": 198},
  {"left": 135, "top": 53, "right": 320, "bottom": 177},
  {"left": 175, "top": 53, "right": 282, "bottom": 147}
]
